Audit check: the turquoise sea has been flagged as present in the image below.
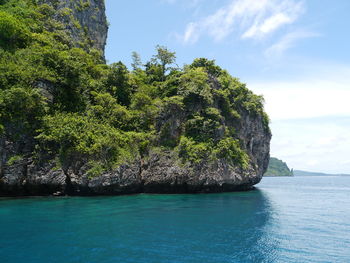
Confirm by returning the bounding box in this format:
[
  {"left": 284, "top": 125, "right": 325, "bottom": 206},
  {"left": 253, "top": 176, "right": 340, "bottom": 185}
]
[{"left": 1, "top": 176, "right": 350, "bottom": 263}]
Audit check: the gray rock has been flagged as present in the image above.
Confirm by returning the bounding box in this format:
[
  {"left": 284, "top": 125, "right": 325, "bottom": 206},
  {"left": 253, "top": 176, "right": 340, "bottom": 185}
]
[
  {"left": 67, "top": 161, "right": 142, "bottom": 195},
  {"left": 0, "top": 159, "right": 66, "bottom": 196},
  {"left": 236, "top": 112, "right": 271, "bottom": 178},
  {"left": 39, "top": 0, "right": 108, "bottom": 57},
  {"left": 140, "top": 145, "right": 265, "bottom": 194}
]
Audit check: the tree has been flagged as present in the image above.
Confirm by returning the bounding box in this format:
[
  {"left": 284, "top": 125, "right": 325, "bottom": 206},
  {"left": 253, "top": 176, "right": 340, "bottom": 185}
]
[
  {"left": 190, "top": 58, "right": 222, "bottom": 77},
  {"left": 131, "top": 51, "right": 142, "bottom": 71},
  {"left": 152, "top": 45, "right": 176, "bottom": 79},
  {"left": 106, "top": 62, "right": 132, "bottom": 106},
  {"left": 0, "top": 11, "right": 30, "bottom": 50}
]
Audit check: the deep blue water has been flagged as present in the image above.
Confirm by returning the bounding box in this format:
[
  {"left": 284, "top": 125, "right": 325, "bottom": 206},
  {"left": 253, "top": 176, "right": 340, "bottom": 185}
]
[{"left": 1, "top": 176, "right": 350, "bottom": 263}]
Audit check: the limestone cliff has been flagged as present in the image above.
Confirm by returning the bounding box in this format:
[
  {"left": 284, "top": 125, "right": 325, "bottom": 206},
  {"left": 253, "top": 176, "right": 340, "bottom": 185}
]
[
  {"left": 0, "top": 110, "right": 271, "bottom": 195},
  {"left": 39, "top": 0, "right": 108, "bottom": 57},
  {"left": 0, "top": 0, "right": 271, "bottom": 196},
  {"left": 0, "top": 76, "right": 271, "bottom": 195}
]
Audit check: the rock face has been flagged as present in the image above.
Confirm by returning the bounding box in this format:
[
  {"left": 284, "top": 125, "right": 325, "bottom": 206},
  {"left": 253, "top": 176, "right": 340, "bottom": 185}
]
[
  {"left": 0, "top": 0, "right": 271, "bottom": 196},
  {"left": 40, "top": 0, "right": 108, "bottom": 57},
  {"left": 0, "top": 108, "right": 271, "bottom": 196},
  {"left": 140, "top": 151, "right": 261, "bottom": 193}
]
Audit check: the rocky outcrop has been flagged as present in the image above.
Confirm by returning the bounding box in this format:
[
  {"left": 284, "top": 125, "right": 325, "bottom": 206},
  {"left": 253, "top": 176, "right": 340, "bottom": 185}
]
[
  {"left": 140, "top": 151, "right": 261, "bottom": 193},
  {"left": 0, "top": 159, "right": 265, "bottom": 196},
  {"left": 40, "top": 0, "right": 108, "bottom": 57},
  {"left": 0, "top": 0, "right": 271, "bottom": 196},
  {"left": 235, "top": 112, "right": 271, "bottom": 178},
  {"left": 0, "top": 108, "right": 271, "bottom": 196},
  {"left": 0, "top": 158, "right": 67, "bottom": 196}
]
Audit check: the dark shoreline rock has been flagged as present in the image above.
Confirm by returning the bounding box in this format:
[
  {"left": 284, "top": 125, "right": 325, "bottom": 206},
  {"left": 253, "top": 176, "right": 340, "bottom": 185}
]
[
  {"left": 0, "top": 135, "right": 269, "bottom": 197},
  {"left": 0, "top": 98, "right": 271, "bottom": 197}
]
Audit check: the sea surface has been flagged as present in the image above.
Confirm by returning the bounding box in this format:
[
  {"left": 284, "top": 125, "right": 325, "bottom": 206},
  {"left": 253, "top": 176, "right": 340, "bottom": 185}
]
[{"left": 1, "top": 176, "right": 350, "bottom": 263}]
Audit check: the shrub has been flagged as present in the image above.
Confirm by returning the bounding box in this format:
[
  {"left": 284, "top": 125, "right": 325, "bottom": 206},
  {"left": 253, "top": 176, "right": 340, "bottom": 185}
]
[
  {"left": 213, "top": 138, "right": 249, "bottom": 169},
  {"left": 0, "top": 11, "right": 30, "bottom": 50},
  {"left": 37, "top": 113, "right": 141, "bottom": 169},
  {"left": 7, "top": 155, "right": 23, "bottom": 165},
  {"left": 179, "top": 67, "right": 213, "bottom": 106},
  {"left": 189, "top": 58, "right": 222, "bottom": 77},
  {"left": 184, "top": 113, "right": 222, "bottom": 143},
  {"left": 178, "top": 136, "right": 210, "bottom": 164},
  {"left": 0, "top": 87, "right": 47, "bottom": 135}
]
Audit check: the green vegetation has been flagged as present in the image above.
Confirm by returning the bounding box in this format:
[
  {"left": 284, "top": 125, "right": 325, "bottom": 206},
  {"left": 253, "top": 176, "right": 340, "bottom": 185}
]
[
  {"left": 0, "top": 11, "right": 30, "bottom": 50},
  {"left": 0, "top": 0, "right": 269, "bottom": 176},
  {"left": 7, "top": 155, "right": 23, "bottom": 165},
  {"left": 264, "top": 157, "right": 293, "bottom": 177}
]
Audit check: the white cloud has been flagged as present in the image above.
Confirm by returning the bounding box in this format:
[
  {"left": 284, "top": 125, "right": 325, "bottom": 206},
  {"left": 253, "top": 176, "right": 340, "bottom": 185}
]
[
  {"left": 270, "top": 117, "right": 350, "bottom": 173},
  {"left": 260, "top": 13, "right": 292, "bottom": 33},
  {"left": 242, "top": 13, "right": 293, "bottom": 38},
  {"left": 180, "top": 0, "right": 304, "bottom": 44},
  {"left": 249, "top": 79, "right": 350, "bottom": 120},
  {"left": 248, "top": 64, "right": 350, "bottom": 174},
  {"left": 183, "top": 23, "right": 200, "bottom": 44},
  {"left": 264, "top": 30, "right": 319, "bottom": 57}
]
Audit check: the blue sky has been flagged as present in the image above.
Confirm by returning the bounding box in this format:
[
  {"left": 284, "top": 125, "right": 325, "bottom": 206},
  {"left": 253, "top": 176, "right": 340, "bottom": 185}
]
[{"left": 105, "top": 0, "right": 350, "bottom": 173}]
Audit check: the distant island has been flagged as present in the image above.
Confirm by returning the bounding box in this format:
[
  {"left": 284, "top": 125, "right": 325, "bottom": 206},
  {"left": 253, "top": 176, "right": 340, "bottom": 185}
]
[
  {"left": 264, "top": 158, "right": 350, "bottom": 177},
  {"left": 264, "top": 157, "right": 293, "bottom": 177},
  {"left": 293, "top": 170, "right": 350, "bottom": 177}
]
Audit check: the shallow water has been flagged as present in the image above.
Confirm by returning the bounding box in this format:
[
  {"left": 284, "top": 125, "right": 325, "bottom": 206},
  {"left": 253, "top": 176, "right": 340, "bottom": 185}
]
[{"left": 1, "top": 176, "right": 349, "bottom": 263}]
